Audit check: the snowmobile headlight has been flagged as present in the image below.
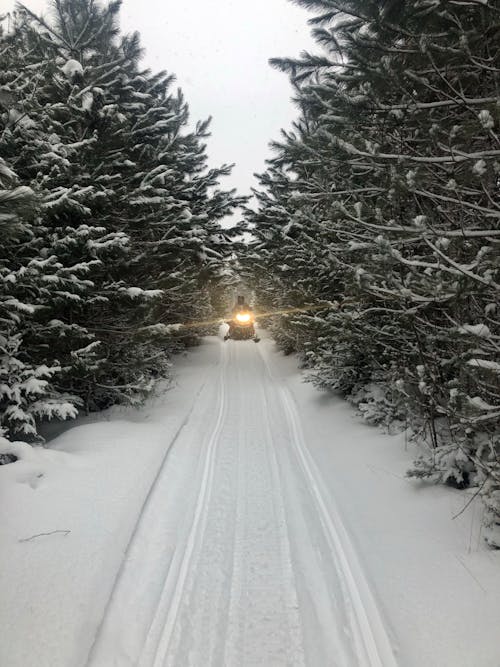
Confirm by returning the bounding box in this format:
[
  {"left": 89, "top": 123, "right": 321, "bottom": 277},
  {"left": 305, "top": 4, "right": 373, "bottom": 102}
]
[{"left": 235, "top": 312, "right": 251, "bottom": 323}]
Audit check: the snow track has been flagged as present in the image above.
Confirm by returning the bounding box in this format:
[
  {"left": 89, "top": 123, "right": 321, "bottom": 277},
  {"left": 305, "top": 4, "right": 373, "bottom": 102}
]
[
  {"left": 263, "top": 355, "right": 396, "bottom": 667},
  {"left": 87, "top": 338, "right": 397, "bottom": 667},
  {"left": 142, "top": 347, "right": 228, "bottom": 666}
]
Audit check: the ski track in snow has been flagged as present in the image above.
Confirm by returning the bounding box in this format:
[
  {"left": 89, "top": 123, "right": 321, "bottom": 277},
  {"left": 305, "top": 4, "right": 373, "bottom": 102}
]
[{"left": 87, "top": 338, "right": 397, "bottom": 667}]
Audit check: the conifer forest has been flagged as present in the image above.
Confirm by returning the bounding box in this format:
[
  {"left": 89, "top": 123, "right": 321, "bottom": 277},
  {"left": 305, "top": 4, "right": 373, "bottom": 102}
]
[
  {"left": 243, "top": 0, "right": 500, "bottom": 546},
  {"left": 1, "top": 2, "right": 500, "bottom": 658},
  {"left": 0, "top": 0, "right": 245, "bottom": 436},
  {"left": 3, "top": 0, "right": 497, "bottom": 542},
  {"left": 0, "top": 0, "right": 500, "bottom": 667}
]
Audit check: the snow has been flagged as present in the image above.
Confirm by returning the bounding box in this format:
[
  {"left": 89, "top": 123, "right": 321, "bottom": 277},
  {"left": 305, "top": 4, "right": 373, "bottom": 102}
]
[
  {"left": 472, "top": 159, "right": 487, "bottom": 177},
  {"left": 143, "top": 322, "right": 183, "bottom": 335},
  {"left": 467, "top": 358, "right": 500, "bottom": 373},
  {"left": 275, "top": 343, "right": 500, "bottom": 667},
  {"left": 0, "top": 184, "right": 34, "bottom": 203},
  {"left": 4, "top": 298, "right": 36, "bottom": 314},
  {"left": 468, "top": 396, "right": 498, "bottom": 411},
  {"left": 458, "top": 323, "right": 491, "bottom": 338},
  {"left": 0, "top": 349, "right": 209, "bottom": 667},
  {"left": 412, "top": 214, "right": 427, "bottom": 227},
  {"left": 71, "top": 341, "right": 101, "bottom": 357},
  {"left": 7, "top": 108, "right": 37, "bottom": 129},
  {"left": 61, "top": 59, "right": 83, "bottom": 79},
  {"left": 1, "top": 334, "right": 499, "bottom": 666},
  {"left": 485, "top": 302, "right": 496, "bottom": 315},
  {"left": 20, "top": 377, "right": 48, "bottom": 395},
  {"left": 478, "top": 110, "right": 494, "bottom": 130},
  {"left": 122, "top": 286, "right": 163, "bottom": 299},
  {"left": 31, "top": 400, "right": 78, "bottom": 421},
  {"left": 81, "top": 91, "right": 93, "bottom": 111}
]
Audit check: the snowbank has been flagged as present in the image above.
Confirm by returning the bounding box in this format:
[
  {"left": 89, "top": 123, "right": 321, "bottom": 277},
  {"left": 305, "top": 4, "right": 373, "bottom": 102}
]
[
  {"left": 1, "top": 335, "right": 499, "bottom": 667},
  {"left": 0, "top": 340, "right": 220, "bottom": 667},
  {"left": 260, "top": 338, "right": 500, "bottom": 667}
]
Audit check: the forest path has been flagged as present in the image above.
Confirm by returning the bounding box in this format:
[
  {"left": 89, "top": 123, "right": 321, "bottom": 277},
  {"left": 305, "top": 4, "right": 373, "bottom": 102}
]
[{"left": 86, "top": 337, "right": 397, "bottom": 667}]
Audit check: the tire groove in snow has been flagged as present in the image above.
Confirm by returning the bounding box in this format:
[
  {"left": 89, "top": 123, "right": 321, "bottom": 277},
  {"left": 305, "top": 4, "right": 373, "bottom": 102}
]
[
  {"left": 140, "top": 345, "right": 229, "bottom": 667},
  {"left": 259, "top": 345, "right": 397, "bottom": 667},
  {"left": 160, "top": 342, "right": 307, "bottom": 666},
  {"left": 222, "top": 346, "right": 306, "bottom": 666},
  {"left": 85, "top": 369, "right": 212, "bottom": 667},
  {"left": 87, "top": 338, "right": 398, "bottom": 666},
  {"left": 157, "top": 343, "right": 237, "bottom": 666}
]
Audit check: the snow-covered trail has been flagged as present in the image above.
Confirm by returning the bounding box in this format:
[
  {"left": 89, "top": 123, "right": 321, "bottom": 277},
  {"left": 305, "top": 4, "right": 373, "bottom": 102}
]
[{"left": 86, "top": 339, "right": 397, "bottom": 667}]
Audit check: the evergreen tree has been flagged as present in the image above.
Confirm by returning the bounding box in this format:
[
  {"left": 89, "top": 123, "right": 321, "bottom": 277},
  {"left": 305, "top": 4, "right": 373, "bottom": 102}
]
[
  {"left": 0, "top": 156, "right": 78, "bottom": 438},
  {"left": 245, "top": 0, "right": 500, "bottom": 545},
  {"left": 1, "top": 0, "right": 243, "bottom": 435}
]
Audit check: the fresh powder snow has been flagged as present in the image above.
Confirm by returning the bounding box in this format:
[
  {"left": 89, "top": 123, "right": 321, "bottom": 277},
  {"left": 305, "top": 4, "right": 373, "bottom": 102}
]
[{"left": 1, "top": 333, "right": 499, "bottom": 667}]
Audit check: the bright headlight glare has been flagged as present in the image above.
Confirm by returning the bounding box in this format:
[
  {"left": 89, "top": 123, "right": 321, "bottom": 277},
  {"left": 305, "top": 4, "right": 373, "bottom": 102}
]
[{"left": 235, "top": 312, "right": 251, "bottom": 323}]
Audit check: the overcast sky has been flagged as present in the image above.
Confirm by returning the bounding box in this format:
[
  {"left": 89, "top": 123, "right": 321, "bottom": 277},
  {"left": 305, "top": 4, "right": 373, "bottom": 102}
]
[{"left": 4, "top": 0, "right": 316, "bottom": 200}]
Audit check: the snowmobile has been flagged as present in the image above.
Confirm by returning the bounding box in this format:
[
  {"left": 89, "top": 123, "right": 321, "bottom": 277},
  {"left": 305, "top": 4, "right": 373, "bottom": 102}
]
[{"left": 224, "top": 309, "right": 260, "bottom": 342}]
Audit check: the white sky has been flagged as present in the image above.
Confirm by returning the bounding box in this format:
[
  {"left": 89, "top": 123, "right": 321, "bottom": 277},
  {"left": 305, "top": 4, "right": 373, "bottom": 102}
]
[{"left": 4, "top": 0, "right": 316, "bottom": 201}]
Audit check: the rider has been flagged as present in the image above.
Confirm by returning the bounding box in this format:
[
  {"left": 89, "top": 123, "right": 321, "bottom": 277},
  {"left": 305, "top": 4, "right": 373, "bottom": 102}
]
[{"left": 231, "top": 295, "right": 252, "bottom": 319}]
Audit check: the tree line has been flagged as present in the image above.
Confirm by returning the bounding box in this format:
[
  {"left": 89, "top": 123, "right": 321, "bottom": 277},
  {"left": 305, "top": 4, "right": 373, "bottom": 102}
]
[
  {"left": 0, "top": 0, "right": 242, "bottom": 442},
  {"left": 244, "top": 0, "right": 499, "bottom": 546}
]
